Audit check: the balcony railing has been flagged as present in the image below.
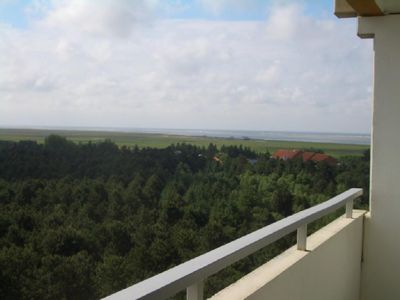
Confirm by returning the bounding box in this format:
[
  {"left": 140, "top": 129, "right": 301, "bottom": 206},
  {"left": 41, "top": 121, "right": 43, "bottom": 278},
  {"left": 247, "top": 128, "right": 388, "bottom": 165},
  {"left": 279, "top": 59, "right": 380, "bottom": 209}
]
[{"left": 103, "top": 188, "right": 363, "bottom": 300}]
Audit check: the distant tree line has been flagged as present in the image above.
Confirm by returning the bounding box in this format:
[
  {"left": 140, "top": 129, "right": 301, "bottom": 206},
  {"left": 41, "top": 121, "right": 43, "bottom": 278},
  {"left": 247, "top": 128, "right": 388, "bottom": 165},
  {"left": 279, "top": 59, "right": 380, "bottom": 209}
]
[{"left": 0, "top": 136, "right": 370, "bottom": 299}]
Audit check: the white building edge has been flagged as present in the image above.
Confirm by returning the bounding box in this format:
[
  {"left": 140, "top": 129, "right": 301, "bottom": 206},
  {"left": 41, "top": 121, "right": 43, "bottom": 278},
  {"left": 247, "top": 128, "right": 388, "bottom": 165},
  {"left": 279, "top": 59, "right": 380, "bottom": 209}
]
[{"left": 104, "top": 1, "right": 400, "bottom": 299}]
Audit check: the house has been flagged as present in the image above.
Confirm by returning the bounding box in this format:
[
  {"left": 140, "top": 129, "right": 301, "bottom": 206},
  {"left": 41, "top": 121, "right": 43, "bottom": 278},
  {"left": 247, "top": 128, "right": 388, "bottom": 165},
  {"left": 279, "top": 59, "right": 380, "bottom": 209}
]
[
  {"left": 273, "top": 149, "right": 337, "bottom": 165},
  {"left": 212, "top": 156, "right": 223, "bottom": 164},
  {"left": 272, "top": 149, "right": 303, "bottom": 160},
  {"left": 301, "top": 151, "right": 316, "bottom": 161},
  {"left": 310, "top": 152, "right": 337, "bottom": 165},
  {"left": 247, "top": 158, "right": 258, "bottom": 165}
]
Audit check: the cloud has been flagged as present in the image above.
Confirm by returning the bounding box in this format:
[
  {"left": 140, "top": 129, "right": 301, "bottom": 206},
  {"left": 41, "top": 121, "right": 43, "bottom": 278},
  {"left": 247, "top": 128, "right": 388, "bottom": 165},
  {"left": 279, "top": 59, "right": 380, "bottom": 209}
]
[
  {"left": 0, "top": 2, "right": 373, "bottom": 133},
  {"left": 37, "top": 0, "right": 162, "bottom": 38}
]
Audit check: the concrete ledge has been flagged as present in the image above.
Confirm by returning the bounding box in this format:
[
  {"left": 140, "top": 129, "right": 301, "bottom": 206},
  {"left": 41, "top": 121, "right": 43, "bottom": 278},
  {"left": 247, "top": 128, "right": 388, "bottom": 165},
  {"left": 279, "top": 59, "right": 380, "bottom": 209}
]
[
  {"left": 335, "top": 0, "right": 357, "bottom": 18},
  {"left": 210, "top": 210, "right": 366, "bottom": 300}
]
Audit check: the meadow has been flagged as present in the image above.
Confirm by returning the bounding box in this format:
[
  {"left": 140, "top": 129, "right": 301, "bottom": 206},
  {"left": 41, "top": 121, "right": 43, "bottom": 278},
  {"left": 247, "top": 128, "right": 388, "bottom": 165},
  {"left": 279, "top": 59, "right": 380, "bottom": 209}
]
[{"left": 0, "top": 128, "right": 369, "bottom": 158}]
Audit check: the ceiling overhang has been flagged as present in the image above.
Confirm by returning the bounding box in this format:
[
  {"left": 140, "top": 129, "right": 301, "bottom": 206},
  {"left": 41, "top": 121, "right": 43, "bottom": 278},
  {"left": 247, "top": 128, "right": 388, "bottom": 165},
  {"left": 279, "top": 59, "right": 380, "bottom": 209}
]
[{"left": 335, "top": 0, "right": 400, "bottom": 18}]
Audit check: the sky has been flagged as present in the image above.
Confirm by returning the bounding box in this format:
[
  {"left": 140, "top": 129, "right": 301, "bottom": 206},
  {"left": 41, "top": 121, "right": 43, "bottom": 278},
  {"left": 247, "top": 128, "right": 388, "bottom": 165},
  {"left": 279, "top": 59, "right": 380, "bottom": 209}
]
[{"left": 0, "top": 0, "right": 373, "bottom": 133}]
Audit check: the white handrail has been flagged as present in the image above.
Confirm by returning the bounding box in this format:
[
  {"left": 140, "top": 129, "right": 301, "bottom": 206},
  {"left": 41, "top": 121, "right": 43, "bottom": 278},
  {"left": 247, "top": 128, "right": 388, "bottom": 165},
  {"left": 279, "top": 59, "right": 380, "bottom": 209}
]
[{"left": 103, "top": 188, "right": 363, "bottom": 300}]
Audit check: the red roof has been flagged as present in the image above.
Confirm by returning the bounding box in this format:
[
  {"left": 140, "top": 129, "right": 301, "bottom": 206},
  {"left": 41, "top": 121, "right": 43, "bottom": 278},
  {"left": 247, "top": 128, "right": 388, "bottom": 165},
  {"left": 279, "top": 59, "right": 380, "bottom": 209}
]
[
  {"left": 272, "top": 149, "right": 337, "bottom": 165},
  {"left": 302, "top": 152, "right": 316, "bottom": 161},
  {"left": 310, "top": 153, "right": 337, "bottom": 165},
  {"left": 272, "top": 150, "right": 302, "bottom": 160}
]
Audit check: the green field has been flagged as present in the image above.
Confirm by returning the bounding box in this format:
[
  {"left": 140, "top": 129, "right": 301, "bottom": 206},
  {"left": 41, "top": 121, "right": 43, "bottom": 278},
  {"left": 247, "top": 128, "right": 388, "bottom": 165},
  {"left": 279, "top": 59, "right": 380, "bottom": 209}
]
[{"left": 0, "top": 128, "right": 369, "bottom": 158}]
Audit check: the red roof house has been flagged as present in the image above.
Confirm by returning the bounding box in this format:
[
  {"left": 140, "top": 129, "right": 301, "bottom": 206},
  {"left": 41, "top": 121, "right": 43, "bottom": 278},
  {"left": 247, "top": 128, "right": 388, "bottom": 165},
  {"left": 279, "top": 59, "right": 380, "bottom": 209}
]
[
  {"left": 272, "top": 150, "right": 303, "bottom": 160},
  {"left": 310, "top": 153, "right": 337, "bottom": 165},
  {"left": 272, "top": 149, "right": 338, "bottom": 165},
  {"left": 302, "top": 152, "right": 316, "bottom": 161}
]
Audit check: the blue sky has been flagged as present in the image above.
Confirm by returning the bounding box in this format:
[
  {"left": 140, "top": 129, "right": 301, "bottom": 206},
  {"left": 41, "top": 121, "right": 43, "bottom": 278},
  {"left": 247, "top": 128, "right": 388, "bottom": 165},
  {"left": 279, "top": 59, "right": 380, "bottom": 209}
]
[
  {"left": 0, "top": 1, "right": 372, "bottom": 133},
  {"left": 0, "top": 0, "right": 31, "bottom": 28},
  {"left": 164, "top": 0, "right": 334, "bottom": 21},
  {"left": 1, "top": 0, "right": 335, "bottom": 27}
]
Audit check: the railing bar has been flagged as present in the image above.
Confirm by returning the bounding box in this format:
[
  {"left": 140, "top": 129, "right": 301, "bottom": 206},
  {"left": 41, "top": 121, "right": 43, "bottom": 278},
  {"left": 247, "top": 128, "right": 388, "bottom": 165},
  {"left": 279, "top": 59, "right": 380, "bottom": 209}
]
[{"left": 103, "top": 188, "right": 363, "bottom": 300}]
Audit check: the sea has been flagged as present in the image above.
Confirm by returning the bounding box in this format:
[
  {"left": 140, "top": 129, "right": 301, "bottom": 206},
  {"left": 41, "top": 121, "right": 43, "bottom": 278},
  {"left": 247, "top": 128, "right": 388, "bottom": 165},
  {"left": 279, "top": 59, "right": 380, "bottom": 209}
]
[
  {"left": 130, "top": 128, "right": 371, "bottom": 145},
  {"left": 37, "top": 126, "right": 370, "bottom": 145}
]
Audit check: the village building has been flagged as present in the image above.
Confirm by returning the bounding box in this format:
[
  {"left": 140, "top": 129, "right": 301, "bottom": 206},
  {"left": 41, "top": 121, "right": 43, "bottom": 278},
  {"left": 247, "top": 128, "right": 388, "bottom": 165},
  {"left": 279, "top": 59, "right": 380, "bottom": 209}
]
[{"left": 272, "top": 149, "right": 338, "bottom": 165}]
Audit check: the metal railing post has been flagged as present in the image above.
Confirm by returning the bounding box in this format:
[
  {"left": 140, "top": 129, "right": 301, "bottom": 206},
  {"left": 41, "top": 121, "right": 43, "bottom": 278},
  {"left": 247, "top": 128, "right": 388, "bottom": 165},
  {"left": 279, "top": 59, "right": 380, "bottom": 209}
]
[
  {"left": 187, "top": 281, "right": 204, "bottom": 300},
  {"left": 297, "top": 224, "right": 307, "bottom": 251},
  {"left": 346, "top": 199, "right": 354, "bottom": 218}
]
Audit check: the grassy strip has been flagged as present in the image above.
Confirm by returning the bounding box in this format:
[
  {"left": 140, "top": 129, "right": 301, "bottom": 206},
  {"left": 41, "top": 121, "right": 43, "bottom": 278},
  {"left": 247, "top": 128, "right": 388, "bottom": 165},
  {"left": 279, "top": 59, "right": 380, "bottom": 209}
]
[{"left": 0, "top": 128, "right": 369, "bottom": 158}]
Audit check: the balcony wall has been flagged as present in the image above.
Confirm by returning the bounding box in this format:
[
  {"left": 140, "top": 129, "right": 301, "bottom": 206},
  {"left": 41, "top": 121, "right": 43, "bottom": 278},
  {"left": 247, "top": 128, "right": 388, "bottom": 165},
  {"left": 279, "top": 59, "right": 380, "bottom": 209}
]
[
  {"left": 357, "top": 15, "right": 400, "bottom": 300},
  {"left": 210, "top": 210, "right": 366, "bottom": 300}
]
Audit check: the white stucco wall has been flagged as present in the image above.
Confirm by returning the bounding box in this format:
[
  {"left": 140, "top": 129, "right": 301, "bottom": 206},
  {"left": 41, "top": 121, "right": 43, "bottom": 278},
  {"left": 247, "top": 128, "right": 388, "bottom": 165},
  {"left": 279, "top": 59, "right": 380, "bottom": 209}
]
[
  {"left": 210, "top": 210, "right": 365, "bottom": 300},
  {"left": 358, "top": 15, "right": 400, "bottom": 300}
]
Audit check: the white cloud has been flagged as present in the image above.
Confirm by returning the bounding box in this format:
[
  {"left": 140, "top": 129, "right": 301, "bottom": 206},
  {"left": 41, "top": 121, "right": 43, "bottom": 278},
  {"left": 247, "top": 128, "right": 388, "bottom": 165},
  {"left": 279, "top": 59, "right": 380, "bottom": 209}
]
[
  {"left": 0, "top": 2, "right": 373, "bottom": 133},
  {"left": 36, "top": 0, "right": 160, "bottom": 38},
  {"left": 265, "top": 4, "right": 303, "bottom": 40}
]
